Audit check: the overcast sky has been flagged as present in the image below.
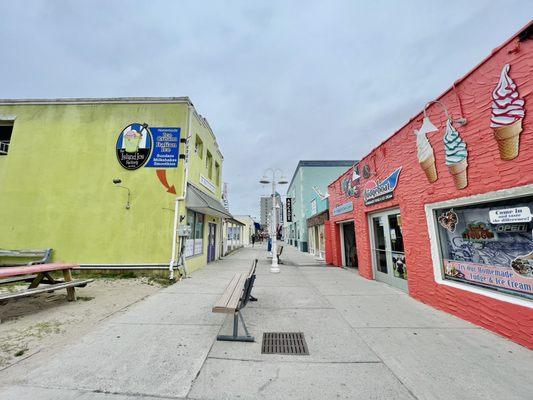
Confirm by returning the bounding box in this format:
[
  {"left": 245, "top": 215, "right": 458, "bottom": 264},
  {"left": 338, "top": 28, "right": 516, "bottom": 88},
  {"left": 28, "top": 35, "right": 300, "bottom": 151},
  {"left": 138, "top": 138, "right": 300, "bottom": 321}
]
[{"left": 1, "top": 1, "right": 531, "bottom": 219}]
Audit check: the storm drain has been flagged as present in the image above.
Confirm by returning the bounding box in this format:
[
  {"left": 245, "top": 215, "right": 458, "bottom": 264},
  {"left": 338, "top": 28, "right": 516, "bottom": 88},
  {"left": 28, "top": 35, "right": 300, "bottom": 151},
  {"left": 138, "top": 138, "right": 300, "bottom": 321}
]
[{"left": 261, "top": 332, "right": 309, "bottom": 355}]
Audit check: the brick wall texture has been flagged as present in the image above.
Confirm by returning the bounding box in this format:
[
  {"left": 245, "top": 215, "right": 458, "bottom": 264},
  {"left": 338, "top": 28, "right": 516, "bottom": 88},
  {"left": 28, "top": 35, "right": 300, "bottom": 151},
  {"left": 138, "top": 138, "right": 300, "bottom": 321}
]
[{"left": 326, "top": 25, "right": 533, "bottom": 348}]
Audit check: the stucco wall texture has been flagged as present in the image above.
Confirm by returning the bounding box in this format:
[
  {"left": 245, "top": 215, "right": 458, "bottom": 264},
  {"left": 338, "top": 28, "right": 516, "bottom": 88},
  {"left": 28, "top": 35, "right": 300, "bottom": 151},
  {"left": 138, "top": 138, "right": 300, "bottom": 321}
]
[{"left": 327, "top": 25, "right": 533, "bottom": 348}]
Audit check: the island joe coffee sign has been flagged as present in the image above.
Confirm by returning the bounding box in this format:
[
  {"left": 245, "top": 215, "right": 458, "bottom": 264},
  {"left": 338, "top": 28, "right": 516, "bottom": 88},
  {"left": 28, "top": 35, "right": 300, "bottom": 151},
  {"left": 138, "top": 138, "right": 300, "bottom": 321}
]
[
  {"left": 116, "top": 123, "right": 180, "bottom": 170},
  {"left": 363, "top": 167, "right": 402, "bottom": 206}
]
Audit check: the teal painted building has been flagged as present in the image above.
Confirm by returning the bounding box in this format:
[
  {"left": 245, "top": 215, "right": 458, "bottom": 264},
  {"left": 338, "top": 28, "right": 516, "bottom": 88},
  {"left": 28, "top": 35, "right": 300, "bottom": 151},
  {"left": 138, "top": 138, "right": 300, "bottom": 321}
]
[{"left": 285, "top": 160, "right": 355, "bottom": 252}]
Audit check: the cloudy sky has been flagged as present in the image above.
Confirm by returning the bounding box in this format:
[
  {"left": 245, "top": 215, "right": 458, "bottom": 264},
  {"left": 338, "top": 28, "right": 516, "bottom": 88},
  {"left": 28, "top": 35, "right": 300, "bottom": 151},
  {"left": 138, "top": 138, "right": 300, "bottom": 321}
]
[{"left": 1, "top": 1, "right": 530, "bottom": 218}]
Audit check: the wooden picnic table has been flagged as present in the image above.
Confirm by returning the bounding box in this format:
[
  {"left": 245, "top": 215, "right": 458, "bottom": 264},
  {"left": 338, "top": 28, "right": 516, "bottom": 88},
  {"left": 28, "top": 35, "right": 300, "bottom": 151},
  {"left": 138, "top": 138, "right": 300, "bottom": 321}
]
[{"left": 0, "top": 263, "right": 93, "bottom": 303}]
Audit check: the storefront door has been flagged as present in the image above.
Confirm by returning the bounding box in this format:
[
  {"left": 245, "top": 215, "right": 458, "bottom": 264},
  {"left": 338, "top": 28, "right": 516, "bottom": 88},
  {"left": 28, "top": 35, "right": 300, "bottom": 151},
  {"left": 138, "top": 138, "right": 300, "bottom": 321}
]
[
  {"left": 370, "top": 209, "right": 407, "bottom": 291},
  {"left": 341, "top": 221, "right": 357, "bottom": 268},
  {"left": 207, "top": 223, "right": 216, "bottom": 263}
]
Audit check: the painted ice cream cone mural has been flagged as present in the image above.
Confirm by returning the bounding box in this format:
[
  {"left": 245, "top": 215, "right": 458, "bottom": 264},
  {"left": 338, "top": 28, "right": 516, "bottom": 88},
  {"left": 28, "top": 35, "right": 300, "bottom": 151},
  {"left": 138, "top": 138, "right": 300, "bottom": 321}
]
[
  {"left": 490, "top": 64, "right": 525, "bottom": 160},
  {"left": 444, "top": 119, "right": 468, "bottom": 189},
  {"left": 415, "top": 128, "right": 437, "bottom": 183}
]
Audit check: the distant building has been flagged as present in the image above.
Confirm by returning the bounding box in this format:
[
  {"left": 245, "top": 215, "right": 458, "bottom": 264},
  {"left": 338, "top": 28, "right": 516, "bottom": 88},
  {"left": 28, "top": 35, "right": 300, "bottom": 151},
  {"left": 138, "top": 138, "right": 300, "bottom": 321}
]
[
  {"left": 285, "top": 160, "right": 356, "bottom": 252},
  {"left": 260, "top": 193, "right": 282, "bottom": 232},
  {"left": 233, "top": 215, "right": 256, "bottom": 246}
]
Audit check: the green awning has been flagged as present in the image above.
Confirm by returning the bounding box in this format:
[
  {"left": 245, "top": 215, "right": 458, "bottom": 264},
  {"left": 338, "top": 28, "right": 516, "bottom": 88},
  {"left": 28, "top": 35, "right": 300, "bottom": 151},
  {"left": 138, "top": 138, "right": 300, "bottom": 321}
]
[{"left": 186, "top": 183, "right": 233, "bottom": 219}]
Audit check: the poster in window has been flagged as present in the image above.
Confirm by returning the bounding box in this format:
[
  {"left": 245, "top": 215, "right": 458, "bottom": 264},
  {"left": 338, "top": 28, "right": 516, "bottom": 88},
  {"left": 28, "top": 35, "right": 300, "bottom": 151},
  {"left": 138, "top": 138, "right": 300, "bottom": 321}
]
[
  {"left": 436, "top": 196, "right": 533, "bottom": 299},
  {"left": 185, "top": 238, "right": 195, "bottom": 258}
]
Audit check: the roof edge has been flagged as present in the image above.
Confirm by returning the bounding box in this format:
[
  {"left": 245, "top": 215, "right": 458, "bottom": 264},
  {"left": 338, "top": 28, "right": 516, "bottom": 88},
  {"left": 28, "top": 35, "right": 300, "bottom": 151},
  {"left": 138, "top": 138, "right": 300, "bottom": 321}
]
[{"left": 0, "top": 97, "right": 192, "bottom": 106}]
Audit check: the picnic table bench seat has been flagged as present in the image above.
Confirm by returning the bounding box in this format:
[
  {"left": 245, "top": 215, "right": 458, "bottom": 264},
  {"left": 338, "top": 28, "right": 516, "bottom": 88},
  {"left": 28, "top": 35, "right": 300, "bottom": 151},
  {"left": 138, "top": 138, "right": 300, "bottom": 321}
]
[
  {"left": 0, "top": 263, "right": 93, "bottom": 304},
  {"left": 212, "top": 259, "right": 257, "bottom": 342}
]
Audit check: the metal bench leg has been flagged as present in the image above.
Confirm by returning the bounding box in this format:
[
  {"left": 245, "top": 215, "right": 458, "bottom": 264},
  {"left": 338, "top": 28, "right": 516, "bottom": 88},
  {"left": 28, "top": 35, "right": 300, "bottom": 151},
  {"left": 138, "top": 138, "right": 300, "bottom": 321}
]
[{"left": 216, "top": 311, "right": 254, "bottom": 342}]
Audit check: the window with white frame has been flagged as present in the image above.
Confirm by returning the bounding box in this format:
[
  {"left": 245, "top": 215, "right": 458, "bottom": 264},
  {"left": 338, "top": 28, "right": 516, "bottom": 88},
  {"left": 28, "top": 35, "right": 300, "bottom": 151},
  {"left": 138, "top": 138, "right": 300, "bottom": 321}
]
[{"left": 434, "top": 195, "right": 533, "bottom": 300}]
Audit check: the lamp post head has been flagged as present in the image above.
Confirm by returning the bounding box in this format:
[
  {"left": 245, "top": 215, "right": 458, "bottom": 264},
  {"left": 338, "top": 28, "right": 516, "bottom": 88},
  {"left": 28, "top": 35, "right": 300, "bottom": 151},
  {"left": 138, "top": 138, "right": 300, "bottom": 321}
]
[
  {"left": 278, "top": 177, "right": 288, "bottom": 185},
  {"left": 259, "top": 176, "right": 270, "bottom": 184}
]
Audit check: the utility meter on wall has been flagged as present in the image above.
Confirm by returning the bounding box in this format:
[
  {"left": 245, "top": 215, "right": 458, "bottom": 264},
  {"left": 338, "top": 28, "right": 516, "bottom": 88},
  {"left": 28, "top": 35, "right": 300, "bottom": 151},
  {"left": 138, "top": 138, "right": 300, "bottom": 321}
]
[{"left": 177, "top": 224, "right": 192, "bottom": 237}]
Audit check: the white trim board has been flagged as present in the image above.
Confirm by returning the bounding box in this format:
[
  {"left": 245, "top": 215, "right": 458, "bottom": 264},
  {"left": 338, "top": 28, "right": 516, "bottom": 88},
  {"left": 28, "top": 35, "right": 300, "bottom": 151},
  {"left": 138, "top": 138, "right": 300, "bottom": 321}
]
[{"left": 425, "top": 184, "right": 533, "bottom": 309}]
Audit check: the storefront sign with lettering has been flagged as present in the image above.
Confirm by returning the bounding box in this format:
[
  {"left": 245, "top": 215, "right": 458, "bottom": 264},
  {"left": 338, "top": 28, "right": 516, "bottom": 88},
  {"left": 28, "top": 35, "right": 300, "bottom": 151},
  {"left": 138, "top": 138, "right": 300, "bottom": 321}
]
[
  {"left": 333, "top": 202, "right": 353, "bottom": 216},
  {"left": 363, "top": 167, "right": 402, "bottom": 206}
]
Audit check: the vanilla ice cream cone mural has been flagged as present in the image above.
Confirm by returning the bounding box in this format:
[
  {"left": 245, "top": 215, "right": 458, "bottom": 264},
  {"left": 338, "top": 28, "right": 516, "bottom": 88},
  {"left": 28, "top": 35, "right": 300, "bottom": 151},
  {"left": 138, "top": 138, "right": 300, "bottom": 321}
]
[
  {"left": 415, "top": 128, "right": 437, "bottom": 183},
  {"left": 490, "top": 64, "right": 525, "bottom": 160},
  {"left": 443, "top": 119, "right": 468, "bottom": 189},
  {"left": 414, "top": 115, "right": 439, "bottom": 183}
]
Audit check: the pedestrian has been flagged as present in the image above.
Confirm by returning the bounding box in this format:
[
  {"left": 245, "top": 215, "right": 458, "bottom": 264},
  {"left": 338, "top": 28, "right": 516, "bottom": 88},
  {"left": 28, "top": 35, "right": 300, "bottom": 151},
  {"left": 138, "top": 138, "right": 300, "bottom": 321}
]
[{"left": 251, "top": 234, "right": 256, "bottom": 247}]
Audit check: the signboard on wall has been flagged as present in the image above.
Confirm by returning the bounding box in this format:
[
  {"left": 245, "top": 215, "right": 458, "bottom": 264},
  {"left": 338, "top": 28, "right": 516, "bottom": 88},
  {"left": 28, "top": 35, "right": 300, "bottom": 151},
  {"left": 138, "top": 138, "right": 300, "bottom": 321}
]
[
  {"left": 145, "top": 127, "right": 180, "bottom": 168},
  {"left": 363, "top": 167, "right": 402, "bottom": 206},
  {"left": 286, "top": 198, "right": 292, "bottom": 222},
  {"left": 116, "top": 123, "right": 153, "bottom": 170},
  {"left": 116, "top": 123, "right": 181, "bottom": 170},
  {"left": 200, "top": 175, "right": 216, "bottom": 193},
  {"left": 333, "top": 201, "right": 353, "bottom": 216}
]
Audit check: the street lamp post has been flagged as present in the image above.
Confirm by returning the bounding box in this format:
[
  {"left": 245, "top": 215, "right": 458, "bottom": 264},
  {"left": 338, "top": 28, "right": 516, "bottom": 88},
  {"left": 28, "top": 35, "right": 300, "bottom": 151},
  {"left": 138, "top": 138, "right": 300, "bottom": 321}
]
[{"left": 260, "top": 169, "right": 288, "bottom": 273}]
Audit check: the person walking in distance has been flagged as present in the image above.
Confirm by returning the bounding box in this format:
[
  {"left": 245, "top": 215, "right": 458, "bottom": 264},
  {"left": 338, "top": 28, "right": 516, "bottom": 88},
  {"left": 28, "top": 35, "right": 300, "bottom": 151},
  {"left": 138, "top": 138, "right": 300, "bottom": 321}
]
[{"left": 251, "top": 234, "right": 256, "bottom": 247}]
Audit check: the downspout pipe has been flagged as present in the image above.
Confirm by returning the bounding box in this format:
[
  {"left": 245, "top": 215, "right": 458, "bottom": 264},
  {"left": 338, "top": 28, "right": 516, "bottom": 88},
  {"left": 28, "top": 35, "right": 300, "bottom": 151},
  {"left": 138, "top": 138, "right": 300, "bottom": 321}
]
[{"left": 169, "top": 105, "right": 194, "bottom": 279}]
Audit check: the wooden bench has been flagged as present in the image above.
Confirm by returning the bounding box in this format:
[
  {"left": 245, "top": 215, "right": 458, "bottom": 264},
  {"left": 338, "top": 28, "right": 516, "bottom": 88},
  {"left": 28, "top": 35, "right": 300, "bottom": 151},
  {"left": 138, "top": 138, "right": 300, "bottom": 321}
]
[
  {"left": 0, "top": 263, "right": 93, "bottom": 303},
  {"left": 0, "top": 248, "right": 53, "bottom": 266},
  {"left": 212, "top": 259, "right": 257, "bottom": 342}
]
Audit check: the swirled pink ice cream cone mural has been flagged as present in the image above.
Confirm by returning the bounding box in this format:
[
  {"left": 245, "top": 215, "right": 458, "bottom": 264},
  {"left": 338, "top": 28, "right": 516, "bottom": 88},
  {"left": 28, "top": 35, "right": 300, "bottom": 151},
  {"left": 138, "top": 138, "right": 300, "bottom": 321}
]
[{"left": 490, "top": 64, "right": 525, "bottom": 160}]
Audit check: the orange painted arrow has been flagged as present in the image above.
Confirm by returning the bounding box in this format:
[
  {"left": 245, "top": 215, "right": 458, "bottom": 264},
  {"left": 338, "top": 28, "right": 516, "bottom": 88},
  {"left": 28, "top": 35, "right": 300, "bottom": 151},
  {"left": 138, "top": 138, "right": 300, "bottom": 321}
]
[{"left": 156, "top": 169, "right": 176, "bottom": 194}]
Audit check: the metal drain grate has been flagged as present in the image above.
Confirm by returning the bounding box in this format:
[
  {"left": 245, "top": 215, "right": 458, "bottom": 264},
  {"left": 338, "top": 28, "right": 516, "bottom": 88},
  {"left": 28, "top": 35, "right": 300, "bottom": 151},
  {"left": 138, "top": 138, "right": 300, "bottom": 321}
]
[{"left": 261, "top": 332, "right": 309, "bottom": 355}]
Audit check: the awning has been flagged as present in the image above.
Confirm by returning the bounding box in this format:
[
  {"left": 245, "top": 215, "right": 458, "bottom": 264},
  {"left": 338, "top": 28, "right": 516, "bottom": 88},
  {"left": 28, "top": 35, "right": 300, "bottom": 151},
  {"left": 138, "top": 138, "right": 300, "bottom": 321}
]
[{"left": 186, "top": 183, "right": 233, "bottom": 219}]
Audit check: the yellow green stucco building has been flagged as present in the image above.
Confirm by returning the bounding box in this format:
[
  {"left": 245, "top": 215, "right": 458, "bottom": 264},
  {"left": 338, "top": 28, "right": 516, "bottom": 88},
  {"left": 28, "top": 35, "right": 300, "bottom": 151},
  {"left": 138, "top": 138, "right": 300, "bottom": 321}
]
[{"left": 0, "top": 97, "right": 234, "bottom": 274}]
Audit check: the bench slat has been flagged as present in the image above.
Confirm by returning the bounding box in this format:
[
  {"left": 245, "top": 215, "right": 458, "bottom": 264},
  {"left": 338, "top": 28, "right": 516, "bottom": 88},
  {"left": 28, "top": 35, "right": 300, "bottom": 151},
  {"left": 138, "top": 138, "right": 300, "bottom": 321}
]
[
  {"left": 212, "top": 273, "right": 241, "bottom": 311},
  {"left": 226, "top": 274, "right": 247, "bottom": 311},
  {"left": 0, "top": 274, "right": 38, "bottom": 285},
  {"left": 212, "top": 273, "right": 247, "bottom": 313},
  {"left": 0, "top": 279, "right": 94, "bottom": 301},
  {"left": 0, "top": 263, "right": 78, "bottom": 279}
]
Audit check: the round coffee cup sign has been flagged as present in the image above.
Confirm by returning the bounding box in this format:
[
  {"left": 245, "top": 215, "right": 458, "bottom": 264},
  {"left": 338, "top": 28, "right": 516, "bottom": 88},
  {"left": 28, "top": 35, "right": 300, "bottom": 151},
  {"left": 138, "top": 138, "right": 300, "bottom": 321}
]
[{"left": 116, "top": 123, "right": 153, "bottom": 170}]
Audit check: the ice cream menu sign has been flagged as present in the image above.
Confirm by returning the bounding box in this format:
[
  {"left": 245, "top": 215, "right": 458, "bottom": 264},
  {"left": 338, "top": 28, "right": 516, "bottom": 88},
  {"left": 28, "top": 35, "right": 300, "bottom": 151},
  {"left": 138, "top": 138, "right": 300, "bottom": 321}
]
[
  {"left": 116, "top": 123, "right": 180, "bottom": 170},
  {"left": 145, "top": 127, "right": 180, "bottom": 168}
]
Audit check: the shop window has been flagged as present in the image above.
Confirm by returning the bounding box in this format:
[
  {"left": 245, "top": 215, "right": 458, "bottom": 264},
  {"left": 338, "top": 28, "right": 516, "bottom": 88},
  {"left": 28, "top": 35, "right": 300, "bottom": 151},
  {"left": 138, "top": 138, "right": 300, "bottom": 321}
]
[
  {"left": 0, "top": 122, "right": 14, "bottom": 156},
  {"left": 185, "top": 210, "right": 204, "bottom": 257},
  {"left": 435, "top": 195, "right": 533, "bottom": 300},
  {"left": 206, "top": 150, "right": 213, "bottom": 179},
  {"left": 214, "top": 162, "right": 220, "bottom": 185},
  {"left": 195, "top": 135, "right": 203, "bottom": 159}
]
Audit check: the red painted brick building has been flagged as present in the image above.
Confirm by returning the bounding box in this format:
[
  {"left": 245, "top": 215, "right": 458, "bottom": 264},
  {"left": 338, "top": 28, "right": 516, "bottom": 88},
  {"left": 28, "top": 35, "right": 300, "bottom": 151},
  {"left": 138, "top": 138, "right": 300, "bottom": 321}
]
[{"left": 326, "top": 22, "right": 533, "bottom": 348}]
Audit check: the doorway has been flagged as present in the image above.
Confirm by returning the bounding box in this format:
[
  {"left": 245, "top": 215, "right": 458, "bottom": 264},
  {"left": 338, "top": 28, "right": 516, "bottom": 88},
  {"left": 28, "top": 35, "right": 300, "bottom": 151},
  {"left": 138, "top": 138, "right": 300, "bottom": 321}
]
[
  {"left": 369, "top": 209, "right": 407, "bottom": 291},
  {"left": 207, "top": 223, "right": 216, "bottom": 263},
  {"left": 340, "top": 221, "right": 357, "bottom": 268}
]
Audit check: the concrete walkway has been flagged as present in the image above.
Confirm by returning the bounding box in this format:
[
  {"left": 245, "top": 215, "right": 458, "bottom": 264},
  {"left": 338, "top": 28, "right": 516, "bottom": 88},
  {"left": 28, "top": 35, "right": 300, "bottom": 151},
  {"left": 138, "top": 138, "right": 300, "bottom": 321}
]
[{"left": 0, "top": 244, "right": 531, "bottom": 399}]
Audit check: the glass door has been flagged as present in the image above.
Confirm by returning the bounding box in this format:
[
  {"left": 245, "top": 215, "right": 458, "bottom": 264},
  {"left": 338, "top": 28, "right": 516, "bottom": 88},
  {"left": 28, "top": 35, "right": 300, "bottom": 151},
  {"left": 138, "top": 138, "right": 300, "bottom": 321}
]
[{"left": 370, "top": 209, "right": 407, "bottom": 291}]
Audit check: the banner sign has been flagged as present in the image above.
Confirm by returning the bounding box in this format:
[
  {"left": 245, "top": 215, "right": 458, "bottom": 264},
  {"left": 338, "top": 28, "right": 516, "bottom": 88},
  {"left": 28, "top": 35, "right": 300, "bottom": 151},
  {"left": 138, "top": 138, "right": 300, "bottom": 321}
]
[
  {"left": 489, "top": 207, "right": 531, "bottom": 224},
  {"left": 333, "top": 202, "right": 353, "bottom": 216},
  {"left": 145, "top": 127, "right": 180, "bottom": 168},
  {"left": 286, "top": 198, "right": 292, "bottom": 222},
  {"left": 364, "top": 167, "right": 402, "bottom": 206},
  {"left": 444, "top": 260, "right": 532, "bottom": 296}
]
